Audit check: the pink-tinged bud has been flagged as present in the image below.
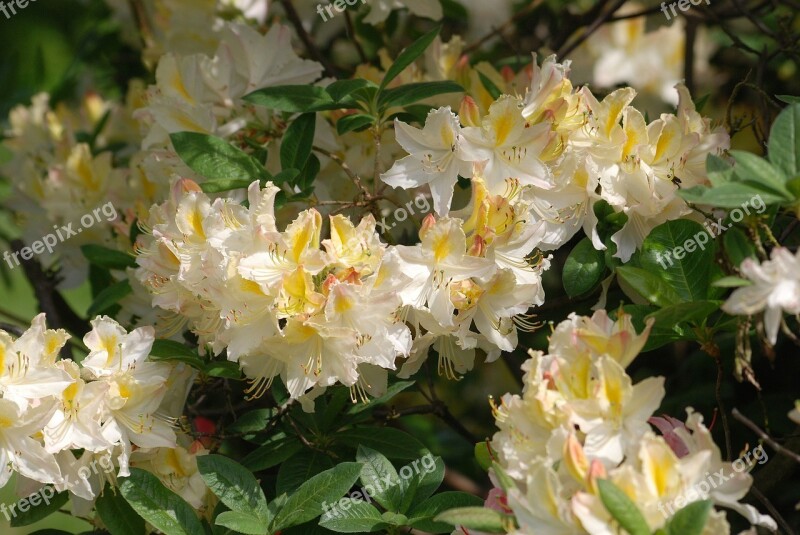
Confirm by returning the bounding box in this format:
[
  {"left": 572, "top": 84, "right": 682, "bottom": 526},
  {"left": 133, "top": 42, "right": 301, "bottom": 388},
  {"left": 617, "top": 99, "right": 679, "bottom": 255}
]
[
  {"left": 586, "top": 460, "right": 607, "bottom": 495},
  {"left": 322, "top": 273, "right": 339, "bottom": 293},
  {"left": 500, "top": 65, "right": 515, "bottom": 84},
  {"left": 468, "top": 234, "right": 487, "bottom": 257},
  {"left": 420, "top": 213, "right": 437, "bottom": 238},
  {"left": 173, "top": 178, "right": 202, "bottom": 195},
  {"left": 649, "top": 415, "right": 690, "bottom": 458},
  {"left": 455, "top": 55, "right": 471, "bottom": 86},
  {"left": 459, "top": 96, "right": 481, "bottom": 127},
  {"left": 564, "top": 433, "right": 589, "bottom": 484},
  {"left": 171, "top": 178, "right": 202, "bottom": 205}
]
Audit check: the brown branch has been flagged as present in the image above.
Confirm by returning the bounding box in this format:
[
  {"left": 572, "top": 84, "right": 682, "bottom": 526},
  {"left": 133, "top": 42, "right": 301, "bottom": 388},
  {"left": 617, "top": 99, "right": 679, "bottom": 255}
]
[
  {"left": 279, "top": 0, "right": 339, "bottom": 77},
  {"left": 732, "top": 408, "right": 800, "bottom": 464},
  {"left": 10, "top": 239, "right": 89, "bottom": 339}
]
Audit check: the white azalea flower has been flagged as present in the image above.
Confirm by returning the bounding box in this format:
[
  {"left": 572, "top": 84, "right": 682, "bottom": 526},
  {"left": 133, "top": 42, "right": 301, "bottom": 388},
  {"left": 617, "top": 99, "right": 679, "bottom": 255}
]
[
  {"left": 363, "top": 0, "right": 443, "bottom": 24},
  {"left": 722, "top": 247, "right": 800, "bottom": 344},
  {"left": 381, "top": 107, "right": 473, "bottom": 216},
  {"left": 462, "top": 96, "right": 554, "bottom": 192}
]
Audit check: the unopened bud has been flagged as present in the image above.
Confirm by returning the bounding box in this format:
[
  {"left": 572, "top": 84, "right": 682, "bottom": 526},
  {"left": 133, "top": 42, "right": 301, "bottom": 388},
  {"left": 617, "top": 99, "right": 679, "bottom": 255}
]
[{"left": 459, "top": 96, "right": 481, "bottom": 127}]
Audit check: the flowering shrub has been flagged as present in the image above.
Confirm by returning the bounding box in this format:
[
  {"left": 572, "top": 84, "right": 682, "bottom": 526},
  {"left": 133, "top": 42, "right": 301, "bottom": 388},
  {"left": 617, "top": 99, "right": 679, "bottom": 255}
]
[{"left": 0, "top": 1, "right": 799, "bottom": 534}]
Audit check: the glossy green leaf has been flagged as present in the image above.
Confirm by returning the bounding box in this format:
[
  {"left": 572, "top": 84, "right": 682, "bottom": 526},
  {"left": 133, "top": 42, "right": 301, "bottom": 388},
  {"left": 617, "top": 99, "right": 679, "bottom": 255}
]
[
  {"left": 197, "top": 455, "right": 270, "bottom": 522},
  {"left": 87, "top": 279, "right": 132, "bottom": 316},
  {"left": 271, "top": 462, "right": 364, "bottom": 531},
  {"left": 433, "top": 507, "right": 505, "bottom": 533},
  {"left": 378, "top": 81, "right": 463, "bottom": 109},
  {"left": 563, "top": 237, "right": 606, "bottom": 297},
  {"left": 666, "top": 500, "right": 713, "bottom": 535},
  {"left": 380, "top": 26, "right": 442, "bottom": 90},
  {"left": 119, "top": 468, "right": 205, "bottom": 535},
  {"left": 244, "top": 86, "right": 337, "bottom": 113},
  {"left": 408, "top": 492, "right": 484, "bottom": 533},
  {"left": 319, "top": 500, "right": 387, "bottom": 533},
  {"left": 170, "top": 132, "right": 268, "bottom": 182},
  {"left": 9, "top": 488, "right": 68, "bottom": 527},
  {"left": 95, "top": 489, "right": 147, "bottom": 535},
  {"left": 768, "top": 103, "right": 800, "bottom": 177},
  {"left": 597, "top": 479, "right": 650, "bottom": 535}
]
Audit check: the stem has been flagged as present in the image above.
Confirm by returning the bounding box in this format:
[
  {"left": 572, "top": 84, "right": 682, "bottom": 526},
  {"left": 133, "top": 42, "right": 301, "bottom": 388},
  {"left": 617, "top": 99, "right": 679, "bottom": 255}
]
[{"left": 732, "top": 408, "right": 800, "bottom": 464}]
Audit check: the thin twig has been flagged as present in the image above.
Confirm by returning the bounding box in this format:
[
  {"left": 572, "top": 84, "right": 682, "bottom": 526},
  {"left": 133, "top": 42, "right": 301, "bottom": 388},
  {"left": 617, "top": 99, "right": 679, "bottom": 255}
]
[
  {"left": 279, "top": 0, "right": 338, "bottom": 77},
  {"left": 732, "top": 408, "right": 800, "bottom": 464}
]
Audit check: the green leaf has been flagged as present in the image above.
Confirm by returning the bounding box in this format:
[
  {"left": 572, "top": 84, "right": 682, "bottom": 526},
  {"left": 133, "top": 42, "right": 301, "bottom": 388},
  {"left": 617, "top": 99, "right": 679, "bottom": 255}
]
[
  {"left": 170, "top": 132, "right": 268, "bottom": 182},
  {"left": 616, "top": 266, "right": 682, "bottom": 307},
  {"left": 204, "top": 360, "right": 243, "bottom": 379},
  {"left": 723, "top": 227, "right": 757, "bottom": 267},
  {"left": 319, "top": 500, "right": 388, "bottom": 533},
  {"left": 81, "top": 244, "right": 137, "bottom": 270},
  {"left": 777, "top": 95, "right": 800, "bottom": 104},
  {"left": 380, "top": 25, "right": 442, "bottom": 91},
  {"left": 348, "top": 381, "right": 415, "bottom": 415},
  {"left": 563, "top": 237, "right": 606, "bottom": 297},
  {"left": 337, "top": 114, "right": 375, "bottom": 136},
  {"left": 474, "top": 442, "right": 493, "bottom": 471},
  {"left": 87, "top": 279, "right": 132, "bottom": 316},
  {"left": 679, "top": 183, "right": 787, "bottom": 207},
  {"left": 712, "top": 276, "right": 752, "bottom": 288},
  {"left": 407, "top": 455, "right": 445, "bottom": 508},
  {"left": 433, "top": 507, "right": 505, "bottom": 533},
  {"left": 730, "top": 150, "right": 792, "bottom": 198},
  {"left": 706, "top": 154, "right": 734, "bottom": 186},
  {"left": 149, "top": 340, "right": 204, "bottom": 367},
  {"left": 197, "top": 455, "right": 270, "bottom": 522},
  {"left": 335, "top": 427, "right": 428, "bottom": 460},
  {"left": 639, "top": 220, "right": 716, "bottom": 301},
  {"left": 244, "top": 86, "right": 337, "bottom": 113},
  {"left": 478, "top": 71, "right": 502, "bottom": 100},
  {"left": 666, "top": 500, "right": 712, "bottom": 535},
  {"left": 378, "top": 81, "right": 464, "bottom": 109},
  {"left": 768, "top": 103, "right": 800, "bottom": 177},
  {"left": 326, "top": 79, "right": 374, "bottom": 103},
  {"left": 356, "top": 446, "right": 402, "bottom": 512},
  {"left": 214, "top": 511, "right": 266, "bottom": 535},
  {"left": 227, "top": 409, "right": 273, "bottom": 435},
  {"left": 242, "top": 436, "right": 303, "bottom": 472},
  {"left": 119, "top": 468, "right": 205, "bottom": 535},
  {"left": 597, "top": 479, "right": 650, "bottom": 535},
  {"left": 200, "top": 179, "right": 256, "bottom": 193},
  {"left": 9, "top": 488, "right": 69, "bottom": 527},
  {"left": 95, "top": 488, "right": 146, "bottom": 535},
  {"left": 408, "top": 492, "right": 484, "bottom": 533},
  {"left": 272, "top": 168, "right": 301, "bottom": 185},
  {"left": 281, "top": 113, "right": 316, "bottom": 173},
  {"left": 271, "top": 462, "right": 364, "bottom": 531},
  {"left": 647, "top": 301, "right": 721, "bottom": 328},
  {"left": 276, "top": 450, "right": 335, "bottom": 495}
]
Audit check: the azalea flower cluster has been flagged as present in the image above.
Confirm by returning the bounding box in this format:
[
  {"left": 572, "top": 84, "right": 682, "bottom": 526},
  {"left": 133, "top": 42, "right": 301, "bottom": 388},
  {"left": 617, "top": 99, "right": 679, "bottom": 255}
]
[
  {"left": 135, "top": 176, "right": 548, "bottom": 404},
  {"left": 0, "top": 315, "right": 201, "bottom": 511},
  {"left": 384, "top": 54, "right": 730, "bottom": 262},
  {"left": 489, "top": 311, "right": 777, "bottom": 534},
  {"left": 0, "top": 91, "right": 141, "bottom": 287},
  {"left": 132, "top": 20, "right": 323, "bottom": 197}
]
